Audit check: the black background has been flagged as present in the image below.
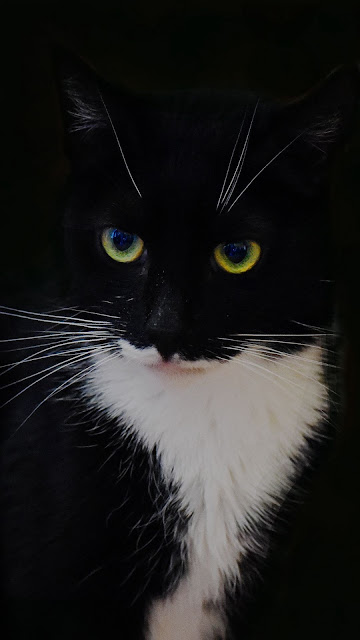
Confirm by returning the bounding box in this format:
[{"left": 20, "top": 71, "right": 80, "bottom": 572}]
[{"left": 1, "top": 1, "right": 360, "bottom": 638}]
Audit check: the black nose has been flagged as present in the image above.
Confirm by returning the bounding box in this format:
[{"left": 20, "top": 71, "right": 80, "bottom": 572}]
[
  {"left": 146, "top": 326, "right": 180, "bottom": 360},
  {"left": 145, "top": 285, "right": 184, "bottom": 360}
]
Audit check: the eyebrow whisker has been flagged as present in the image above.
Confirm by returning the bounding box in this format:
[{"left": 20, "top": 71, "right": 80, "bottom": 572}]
[
  {"left": 216, "top": 113, "right": 246, "bottom": 210},
  {"left": 227, "top": 131, "right": 303, "bottom": 213},
  {"left": 220, "top": 101, "right": 259, "bottom": 213},
  {"left": 98, "top": 90, "right": 142, "bottom": 198}
]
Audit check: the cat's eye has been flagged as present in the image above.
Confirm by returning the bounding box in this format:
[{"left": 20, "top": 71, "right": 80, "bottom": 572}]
[
  {"left": 214, "top": 240, "right": 261, "bottom": 274},
  {"left": 101, "top": 228, "right": 144, "bottom": 263}
]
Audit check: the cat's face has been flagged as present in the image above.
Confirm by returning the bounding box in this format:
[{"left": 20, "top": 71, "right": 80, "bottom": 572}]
[{"left": 58, "top": 54, "right": 358, "bottom": 369}]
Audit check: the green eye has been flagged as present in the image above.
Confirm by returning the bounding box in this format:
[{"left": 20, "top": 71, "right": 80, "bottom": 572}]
[
  {"left": 101, "top": 228, "right": 144, "bottom": 263},
  {"left": 214, "top": 240, "right": 261, "bottom": 274}
]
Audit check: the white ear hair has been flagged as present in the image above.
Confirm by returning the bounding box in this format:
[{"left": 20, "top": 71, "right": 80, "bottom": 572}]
[
  {"left": 65, "top": 76, "right": 107, "bottom": 134},
  {"left": 286, "top": 65, "right": 360, "bottom": 155},
  {"left": 302, "top": 112, "right": 343, "bottom": 155}
]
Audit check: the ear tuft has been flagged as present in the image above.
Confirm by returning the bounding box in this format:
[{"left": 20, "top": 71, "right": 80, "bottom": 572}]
[
  {"left": 53, "top": 46, "right": 107, "bottom": 139},
  {"left": 307, "top": 112, "right": 342, "bottom": 143},
  {"left": 287, "top": 65, "right": 360, "bottom": 156},
  {"left": 63, "top": 76, "right": 107, "bottom": 135}
]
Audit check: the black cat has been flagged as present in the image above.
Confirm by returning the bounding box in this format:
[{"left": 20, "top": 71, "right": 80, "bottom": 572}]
[{"left": 1, "top": 52, "right": 358, "bottom": 639}]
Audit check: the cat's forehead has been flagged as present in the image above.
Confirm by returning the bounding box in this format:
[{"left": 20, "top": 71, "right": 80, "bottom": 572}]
[
  {"left": 122, "top": 89, "right": 278, "bottom": 146},
  {"left": 111, "top": 90, "right": 281, "bottom": 208}
]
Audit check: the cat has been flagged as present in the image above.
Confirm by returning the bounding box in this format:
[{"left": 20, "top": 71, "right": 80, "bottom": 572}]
[{"left": 0, "top": 50, "right": 358, "bottom": 639}]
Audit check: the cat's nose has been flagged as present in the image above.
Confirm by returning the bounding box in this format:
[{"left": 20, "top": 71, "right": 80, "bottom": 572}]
[
  {"left": 145, "top": 285, "right": 184, "bottom": 361},
  {"left": 146, "top": 326, "right": 180, "bottom": 361}
]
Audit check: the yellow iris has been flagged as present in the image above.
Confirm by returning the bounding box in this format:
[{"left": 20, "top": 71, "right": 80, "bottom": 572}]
[
  {"left": 101, "top": 228, "right": 144, "bottom": 263},
  {"left": 214, "top": 240, "right": 261, "bottom": 274}
]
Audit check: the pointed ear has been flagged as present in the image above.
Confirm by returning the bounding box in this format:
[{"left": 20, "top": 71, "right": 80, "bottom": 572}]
[
  {"left": 53, "top": 47, "right": 109, "bottom": 147},
  {"left": 286, "top": 65, "right": 360, "bottom": 155}
]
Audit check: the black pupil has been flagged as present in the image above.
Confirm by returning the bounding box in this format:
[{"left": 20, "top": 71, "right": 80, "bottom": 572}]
[
  {"left": 111, "top": 229, "right": 134, "bottom": 252},
  {"left": 223, "top": 242, "right": 248, "bottom": 263}
]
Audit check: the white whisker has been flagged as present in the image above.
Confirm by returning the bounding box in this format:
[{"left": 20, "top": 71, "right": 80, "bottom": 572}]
[
  {"left": 221, "top": 337, "right": 337, "bottom": 356},
  {"left": 0, "top": 344, "right": 108, "bottom": 387},
  {"left": 0, "top": 310, "right": 109, "bottom": 330},
  {"left": 1, "top": 339, "right": 77, "bottom": 353},
  {"left": 0, "top": 330, "right": 109, "bottom": 344},
  {"left": 9, "top": 351, "right": 117, "bottom": 437},
  {"left": 0, "top": 305, "right": 110, "bottom": 325},
  {"left": 216, "top": 114, "right": 246, "bottom": 210},
  {"left": 220, "top": 101, "right": 259, "bottom": 212},
  {"left": 244, "top": 349, "right": 331, "bottom": 391},
  {"left": 227, "top": 131, "right": 304, "bottom": 212},
  {"left": 291, "top": 320, "right": 339, "bottom": 333},
  {"left": 228, "top": 332, "right": 332, "bottom": 337},
  {"left": 231, "top": 356, "right": 326, "bottom": 401},
  {"left": 78, "top": 309, "right": 120, "bottom": 320},
  {"left": 0, "top": 346, "right": 109, "bottom": 409},
  {"left": 240, "top": 338, "right": 322, "bottom": 347},
  {"left": 0, "top": 337, "right": 106, "bottom": 375},
  {"left": 251, "top": 345, "right": 339, "bottom": 369},
  {"left": 98, "top": 90, "right": 142, "bottom": 198}
]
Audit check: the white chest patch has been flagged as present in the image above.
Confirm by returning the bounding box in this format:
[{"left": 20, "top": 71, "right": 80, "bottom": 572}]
[{"left": 85, "top": 342, "right": 328, "bottom": 640}]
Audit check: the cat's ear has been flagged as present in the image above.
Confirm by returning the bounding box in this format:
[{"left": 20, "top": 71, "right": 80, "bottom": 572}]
[
  {"left": 286, "top": 65, "right": 360, "bottom": 156},
  {"left": 53, "top": 47, "right": 110, "bottom": 150}
]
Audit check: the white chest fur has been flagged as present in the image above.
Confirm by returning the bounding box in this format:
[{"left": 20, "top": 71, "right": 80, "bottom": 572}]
[{"left": 86, "top": 343, "right": 328, "bottom": 640}]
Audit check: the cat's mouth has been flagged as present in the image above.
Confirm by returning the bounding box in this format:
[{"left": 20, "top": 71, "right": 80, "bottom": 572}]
[
  {"left": 118, "top": 339, "right": 218, "bottom": 374},
  {"left": 147, "top": 358, "right": 213, "bottom": 374}
]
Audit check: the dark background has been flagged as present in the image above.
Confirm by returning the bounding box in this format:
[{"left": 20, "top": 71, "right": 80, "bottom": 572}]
[{"left": 1, "top": 1, "right": 360, "bottom": 638}]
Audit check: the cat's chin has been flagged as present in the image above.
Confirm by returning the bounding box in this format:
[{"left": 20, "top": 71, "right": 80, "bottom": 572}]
[{"left": 118, "top": 339, "right": 219, "bottom": 375}]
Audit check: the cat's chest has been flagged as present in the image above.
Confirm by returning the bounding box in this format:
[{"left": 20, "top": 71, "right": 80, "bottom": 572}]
[{"left": 86, "top": 345, "right": 327, "bottom": 638}]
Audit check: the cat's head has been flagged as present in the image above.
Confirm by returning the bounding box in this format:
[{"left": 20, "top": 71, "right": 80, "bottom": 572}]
[{"left": 56, "top": 51, "right": 359, "bottom": 371}]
